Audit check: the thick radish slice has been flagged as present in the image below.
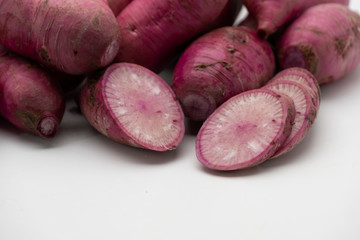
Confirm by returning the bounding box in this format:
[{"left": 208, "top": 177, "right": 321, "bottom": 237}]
[
  {"left": 80, "top": 63, "right": 185, "bottom": 151},
  {"left": 264, "top": 80, "right": 318, "bottom": 158},
  {"left": 196, "top": 89, "right": 295, "bottom": 171},
  {"left": 270, "top": 67, "right": 321, "bottom": 108}
]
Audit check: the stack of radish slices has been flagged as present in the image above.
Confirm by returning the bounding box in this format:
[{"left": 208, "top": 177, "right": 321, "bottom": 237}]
[{"left": 196, "top": 67, "right": 320, "bottom": 171}]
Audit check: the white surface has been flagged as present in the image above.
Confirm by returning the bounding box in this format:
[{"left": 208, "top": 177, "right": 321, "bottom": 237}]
[{"left": 1, "top": 3, "right": 360, "bottom": 240}]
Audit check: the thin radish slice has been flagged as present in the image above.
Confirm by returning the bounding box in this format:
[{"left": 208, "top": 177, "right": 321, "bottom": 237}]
[
  {"left": 196, "top": 89, "right": 295, "bottom": 171},
  {"left": 270, "top": 67, "right": 321, "bottom": 108},
  {"left": 264, "top": 80, "right": 318, "bottom": 158},
  {"left": 80, "top": 63, "right": 185, "bottom": 151}
]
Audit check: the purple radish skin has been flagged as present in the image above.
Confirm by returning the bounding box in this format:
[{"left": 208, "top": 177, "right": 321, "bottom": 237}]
[
  {"left": 277, "top": 3, "right": 360, "bottom": 84},
  {"left": 238, "top": 14, "right": 258, "bottom": 30},
  {"left": 107, "top": 0, "right": 133, "bottom": 16},
  {"left": 115, "top": 0, "right": 242, "bottom": 72},
  {"left": 0, "top": 54, "right": 65, "bottom": 138},
  {"left": 172, "top": 26, "right": 275, "bottom": 121},
  {"left": 196, "top": 89, "right": 295, "bottom": 171},
  {"left": 0, "top": 0, "right": 120, "bottom": 75},
  {"left": 243, "top": 0, "right": 349, "bottom": 39},
  {"left": 80, "top": 63, "right": 185, "bottom": 151},
  {"left": 0, "top": 44, "right": 7, "bottom": 57}
]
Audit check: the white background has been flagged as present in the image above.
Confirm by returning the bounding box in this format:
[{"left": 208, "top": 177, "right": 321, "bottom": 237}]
[{"left": 1, "top": 2, "right": 360, "bottom": 240}]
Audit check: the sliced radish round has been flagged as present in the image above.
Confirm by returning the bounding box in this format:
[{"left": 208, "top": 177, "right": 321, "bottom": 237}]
[
  {"left": 264, "top": 80, "right": 318, "bottom": 158},
  {"left": 80, "top": 63, "right": 185, "bottom": 151},
  {"left": 196, "top": 89, "right": 295, "bottom": 171},
  {"left": 269, "top": 67, "right": 321, "bottom": 108}
]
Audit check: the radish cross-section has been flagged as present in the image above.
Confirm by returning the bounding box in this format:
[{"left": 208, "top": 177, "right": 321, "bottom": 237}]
[
  {"left": 80, "top": 63, "right": 185, "bottom": 151},
  {"left": 196, "top": 89, "right": 295, "bottom": 170}
]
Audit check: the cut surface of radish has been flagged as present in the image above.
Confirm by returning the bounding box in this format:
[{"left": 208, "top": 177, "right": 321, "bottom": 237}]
[
  {"left": 264, "top": 80, "right": 317, "bottom": 158},
  {"left": 270, "top": 67, "right": 321, "bottom": 108},
  {"left": 103, "top": 64, "right": 184, "bottom": 151},
  {"left": 80, "top": 63, "right": 185, "bottom": 151},
  {"left": 196, "top": 89, "right": 294, "bottom": 171}
]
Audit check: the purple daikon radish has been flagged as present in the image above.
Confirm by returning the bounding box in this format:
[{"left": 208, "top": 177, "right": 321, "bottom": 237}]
[
  {"left": 172, "top": 26, "right": 275, "bottom": 121},
  {"left": 114, "top": 0, "right": 242, "bottom": 72},
  {"left": 277, "top": 3, "right": 360, "bottom": 84},
  {"left": 0, "top": 54, "right": 65, "bottom": 138}
]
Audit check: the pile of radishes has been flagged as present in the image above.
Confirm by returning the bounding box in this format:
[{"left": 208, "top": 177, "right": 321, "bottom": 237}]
[{"left": 0, "top": 0, "right": 359, "bottom": 171}]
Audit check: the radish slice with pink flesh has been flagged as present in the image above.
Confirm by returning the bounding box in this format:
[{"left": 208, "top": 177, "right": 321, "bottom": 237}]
[
  {"left": 269, "top": 67, "right": 321, "bottom": 108},
  {"left": 80, "top": 63, "right": 185, "bottom": 151},
  {"left": 264, "top": 80, "right": 318, "bottom": 158},
  {"left": 196, "top": 89, "right": 295, "bottom": 171},
  {"left": 104, "top": 64, "right": 184, "bottom": 150}
]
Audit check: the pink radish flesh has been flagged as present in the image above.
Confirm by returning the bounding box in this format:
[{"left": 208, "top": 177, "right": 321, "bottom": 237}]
[
  {"left": 196, "top": 89, "right": 295, "bottom": 170},
  {"left": 264, "top": 80, "right": 317, "bottom": 158},
  {"left": 269, "top": 68, "right": 321, "bottom": 109},
  {"left": 105, "top": 65, "right": 184, "bottom": 149},
  {"left": 80, "top": 63, "right": 185, "bottom": 151},
  {"left": 37, "top": 115, "right": 58, "bottom": 138},
  {"left": 0, "top": 44, "right": 7, "bottom": 56}
]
